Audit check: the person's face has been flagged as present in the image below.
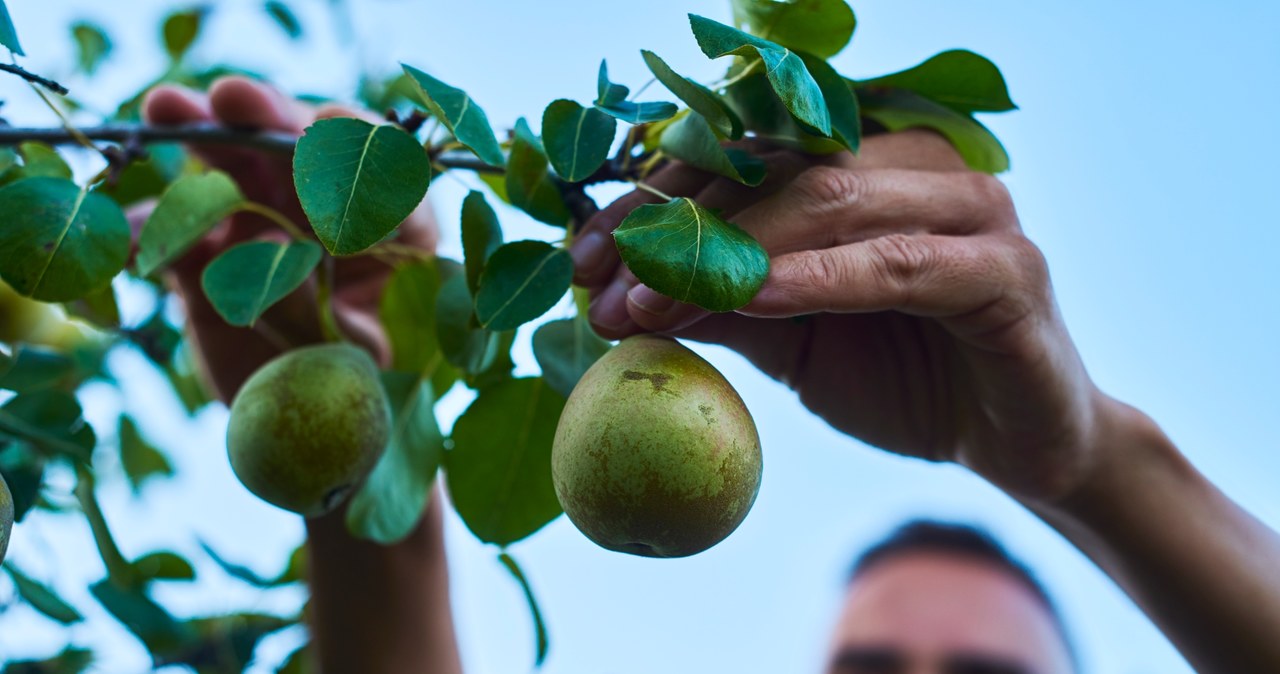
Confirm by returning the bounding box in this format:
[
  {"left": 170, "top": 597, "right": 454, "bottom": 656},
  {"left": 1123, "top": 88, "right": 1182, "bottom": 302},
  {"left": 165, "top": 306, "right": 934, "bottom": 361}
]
[{"left": 826, "top": 552, "right": 1074, "bottom": 674}]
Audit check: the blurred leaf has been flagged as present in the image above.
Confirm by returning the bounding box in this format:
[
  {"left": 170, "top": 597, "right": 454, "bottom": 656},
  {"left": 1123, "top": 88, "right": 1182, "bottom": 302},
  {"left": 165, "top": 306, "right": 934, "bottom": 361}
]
[
  {"left": 0, "top": 179, "right": 127, "bottom": 302},
  {"left": 505, "top": 118, "right": 570, "bottom": 227},
  {"left": 730, "top": 0, "right": 856, "bottom": 59},
  {"left": 136, "top": 172, "right": 244, "bottom": 277},
  {"left": 798, "top": 52, "right": 860, "bottom": 152},
  {"left": 642, "top": 50, "right": 743, "bottom": 140},
  {"left": 294, "top": 118, "right": 431, "bottom": 255},
  {"left": 542, "top": 100, "right": 616, "bottom": 182},
  {"left": 446, "top": 378, "right": 565, "bottom": 546},
  {"left": 474, "top": 241, "right": 573, "bottom": 331},
  {"left": 0, "top": 391, "right": 95, "bottom": 460},
  {"left": 346, "top": 372, "right": 443, "bottom": 544},
  {"left": 201, "top": 240, "right": 322, "bottom": 326},
  {"left": 162, "top": 7, "right": 207, "bottom": 62},
  {"left": 265, "top": 1, "right": 302, "bottom": 40},
  {"left": 117, "top": 416, "right": 173, "bottom": 493},
  {"left": 5, "top": 563, "right": 83, "bottom": 624},
  {"left": 71, "top": 22, "right": 112, "bottom": 74},
  {"left": 595, "top": 60, "right": 677, "bottom": 124},
  {"left": 468, "top": 328, "right": 516, "bottom": 391},
  {"left": 63, "top": 283, "right": 120, "bottom": 329},
  {"left": 859, "top": 49, "right": 1016, "bottom": 114},
  {"left": 380, "top": 258, "right": 458, "bottom": 395},
  {"left": 690, "top": 14, "right": 830, "bottom": 135},
  {"left": 401, "top": 65, "right": 505, "bottom": 166},
  {"left": 0, "top": 347, "right": 76, "bottom": 393},
  {"left": 856, "top": 87, "right": 1009, "bottom": 173},
  {"left": 1, "top": 646, "right": 94, "bottom": 674},
  {"left": 614, "top": 198, "right": 769, "bottom": 312},
  {"left": 435, "top": 274, "right": 500, "bottom": 375},
  {"left": 0, "top": 442, "right": 46, "bottom": 522},
  {"left": 89, "top": 579, "right": 189, "bottom": 655},
  {"left": 532, "top": 317, "right": 611, "bottom": 399},
  {"left": 357, "top": 72, "right": 418, "bottom": 112},
  {"left": 659, "top": 111, "right": 766, "bottom": 185},
  {"left": 276, "top": 642, "right": 312, "bottom": 674},
  {"left": 0, "top": 0, "right": 22, "bottom": 55},
  {"left": 275, "top": 543, "right": 307, "bottom": 585},
  {"left": 130, "top": 551, "right": 195, "bottom": 582},
  {"left": 161, "top": 342, "right": 213, "bottom": 415},
  {"left": 498, "top": 552, "right": 550, "bottom": 667},
  {"left": 461, "top": 191, "right": 503, "bottom": 295},
  {"left": 169, "top": 613, "right": 292, "bottom": 671},
  {"left": 200, "top": 540, "right": 299, "bottom": 587},
  {"left": 8, "top": 144, "right": 72, "bottom": 182},
  {"left": 98, "top": 143, "right": 186, "bottom": 207}
]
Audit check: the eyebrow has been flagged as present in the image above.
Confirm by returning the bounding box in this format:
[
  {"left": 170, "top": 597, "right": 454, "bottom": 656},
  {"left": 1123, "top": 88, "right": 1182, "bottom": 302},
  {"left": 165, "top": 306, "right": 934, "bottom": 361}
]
[{"left": 830, "top": 647, "right": 1034, "bottom": 674}]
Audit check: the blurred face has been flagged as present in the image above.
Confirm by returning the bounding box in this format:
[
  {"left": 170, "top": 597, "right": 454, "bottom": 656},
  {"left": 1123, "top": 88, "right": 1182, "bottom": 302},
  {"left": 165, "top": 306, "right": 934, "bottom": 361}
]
[{"left": 826, "top": 553, "right": 1074, "bottom": 674}]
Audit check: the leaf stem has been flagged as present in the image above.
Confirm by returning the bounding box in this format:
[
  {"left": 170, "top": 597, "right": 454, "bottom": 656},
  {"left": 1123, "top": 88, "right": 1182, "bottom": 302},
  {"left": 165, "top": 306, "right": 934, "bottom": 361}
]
[
  {"left": 711, "top": 58, "right": 763, "bottom": 92},
  {"left": 314, "top": 256, "right": 344, "bottom": 344},
  {"left": 630, "top": 179, "right": 674, "bottom": 201},
  {"left": 238, "top": 201, "right": 310, "bottom": 241},
  {"left": 73, "top": 465, "right": 134, "bottom": 584}
]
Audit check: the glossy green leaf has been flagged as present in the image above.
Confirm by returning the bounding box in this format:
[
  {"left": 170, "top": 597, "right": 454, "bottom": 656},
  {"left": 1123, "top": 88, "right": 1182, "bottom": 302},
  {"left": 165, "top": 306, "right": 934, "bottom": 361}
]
[
  {"left": 294, "top": 118, "right": 430, "bottom": 255},
  {"left": 162, "top": 7, "right": 206, "bottom": 61},
  {"left": 469, "top": 328, "right": 516, "bottom": 391},
  {"left": 532, "top": 317, "right": 611, "bottom": 399},
  {"left": 542, "top": 100, "right": 617, "bottom": 182},
  {"left": 614, "top": 198, "right": 768, "bottom": 312},
  {"left": 5, "top": 564, "right": 83, "bottom": 624},
  {"left": 499, "top": 552, "right": 550, "bottom": 667},
  {"left": 0, "top": 179, "right": 128, "bottom": 302},
  {"left": 89, "top": 579, "right": 189, "bottom": 654},
  {"left": 446, "top": 378, "right": 565, "bottom": 546},
  {"left": 136, "top": 171, "right": 244, "bottom": 277},
  {"left": 642, "top": 50, "right": 742, "bottom": 139},
  {"left": 346, "top": 372, "right": 443, "bottom": 544},
  {"left": 118, "top": 416, "right": 173, "bottom": 494},
  {"left": 4, "top": 143, "right": 72, "bottom": 183},
  {"left": 71, "top": 22, "right": 112, "bottom": 74},
  {"left": 98, "top": 143, "right": 186, "bottom": 208},
  {"left": 436, "top": 274, "right": 501, "bottom": 375},
  {"left": 200, "top": 240, "right": 322, "bottom": 326},
  {"left": 462, "top": 191, "right": 503, "bottom": 294},
  {"left": 660, "top": 111, "right": 766, "bottom": 185},
  {"left": 0, "top": 347, "right": 76, "bottom": 393},
  {"left": 856, "top": 87, "right": 1010, "bottom": 173},
  {"left": 595, "top": 60, "right": 677, "bottom": 124},
  {"left": 506, "top": 118, "right": 570, "bottom": 227},
  {"left": 380, "top": 258, "right": 458, "bottom": 395},
  {"left": 596, "top": 60, "right": 630, "bottom": 106},
  {"left": 860, "top": 49, "right": 1016, "bottom": 114},
  {"left": 689, "top": 14, "right": 831, "bottom": 135},
  {"left": 131, "top": 551, "right": 195, "bottom": 582},
  {"left": 401, "top": 64, "right": 505, "bottom": 167},
  {"left": 723, "top": 71, "right": 837, "bottom": 153},
  {"left": 799, "top": 53, "right": 860, "bottom": 152},
  {"left": 474, "top": 241, "right": 573, "bottom": 331},
  {"left": 730, "top": 0, "right": 856, "bottom": 59},
  {"left": 265, "top": 1, "right": 302, "bottom": 39},
  {"left": 0, "top": 0, "right": 23, "bottom": 55},
  {"left": 0, "top": 391, "right": 95, "bottom": 460}
]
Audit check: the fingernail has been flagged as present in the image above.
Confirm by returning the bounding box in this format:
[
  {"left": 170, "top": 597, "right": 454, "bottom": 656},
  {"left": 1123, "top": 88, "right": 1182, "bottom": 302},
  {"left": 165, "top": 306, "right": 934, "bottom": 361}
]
[
  {"left": 627, "top": 285, "right": 675, "bottom": 317},
  {"left": 570, "top": 230, "right": 609, "bottom": 280}
]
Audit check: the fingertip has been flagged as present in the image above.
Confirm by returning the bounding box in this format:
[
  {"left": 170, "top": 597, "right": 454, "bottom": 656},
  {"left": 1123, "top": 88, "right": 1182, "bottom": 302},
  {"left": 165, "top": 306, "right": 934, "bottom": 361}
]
[
  {"left": 626, "top": 286, "right": 709, "bottom": 333},
  {"left": 142, "top": 85, "right": 212, "bottom": 125},
  {"left": 312, "top": 103, "right": 384, "bottom": 124},
  {"left": 209, "top": 76, "right": 304, "bottom": 133}
]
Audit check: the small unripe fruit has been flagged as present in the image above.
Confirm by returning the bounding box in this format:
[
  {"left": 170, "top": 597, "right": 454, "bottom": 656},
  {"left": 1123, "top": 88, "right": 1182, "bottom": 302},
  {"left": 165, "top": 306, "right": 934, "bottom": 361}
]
[
  {"left": 1, "top": 472, "right": 13, "bottom": 564},
  {"left": 552, "top": 335, "right": 762, "bottom": 558},
  {"left": 227, "top": 344, "right": 390, "bottom": 517}
]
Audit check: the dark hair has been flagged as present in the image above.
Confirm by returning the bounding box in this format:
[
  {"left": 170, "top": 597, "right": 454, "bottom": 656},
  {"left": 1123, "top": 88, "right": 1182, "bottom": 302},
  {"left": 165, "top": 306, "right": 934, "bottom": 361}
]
[{"left": 850, "top": 520, "right": 1078, "bottom": 669}]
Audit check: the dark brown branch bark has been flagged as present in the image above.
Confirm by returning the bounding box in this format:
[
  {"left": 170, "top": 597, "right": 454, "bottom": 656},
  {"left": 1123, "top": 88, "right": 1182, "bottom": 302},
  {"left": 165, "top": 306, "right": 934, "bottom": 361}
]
[{"left": 0, "top": 63, "right": 70, "bottom": 95}]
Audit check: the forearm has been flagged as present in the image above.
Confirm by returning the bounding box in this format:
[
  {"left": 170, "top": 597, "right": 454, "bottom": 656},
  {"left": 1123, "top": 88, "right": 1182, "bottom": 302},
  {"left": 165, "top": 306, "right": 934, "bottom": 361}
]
[
  {"left": 304, "top": 487, "right": 462, "bottom": 674},
  {"left": 1030, "top": 398, "right": 1280, "bottom": 673}
]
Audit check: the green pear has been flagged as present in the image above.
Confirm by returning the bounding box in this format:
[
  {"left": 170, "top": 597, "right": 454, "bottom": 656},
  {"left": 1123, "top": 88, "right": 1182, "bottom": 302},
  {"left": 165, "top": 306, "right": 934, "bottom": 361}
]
[
  {"left": 1, "top": 471, "right": 13, "bottom": 564},
  {"left": 552, "top": 334, "right": 762, "bottom": 558},
  {"left": 227, "top": 344, "right": 390, "bottom": 517}
]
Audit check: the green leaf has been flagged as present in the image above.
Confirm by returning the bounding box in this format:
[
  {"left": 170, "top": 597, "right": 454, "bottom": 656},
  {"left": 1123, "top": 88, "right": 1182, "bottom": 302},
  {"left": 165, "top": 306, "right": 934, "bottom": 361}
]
[
  {"left": 474, "top": 241, "right": 573, "bottom": 331},
  {"left": 0, "top": 179, "right": 128, "bottom": 302},
  {"left": 856, "top": 87, "right": 1010, "bottom": 173},
  {"left": 642, "top": 50, "right": 743, "bottom": 139},
  {"left": 200, "top": 540, "right": 298, "bottom": 588},
  {"left": 162, "top": 7, "right": 206, "bottom": 61},
  {"left": 469, "top": 328, "right": 516, "bottom": 391},
  {"left": 97, "top": 143, "right": 186, "bottom": 208},
  {"left": 0, "top": 390, "right": 95, "bottom": 461},
  {"left": 401, "top": 64, "right": 505, "bottom": 167},
  {"left": 130, "top": 551, "right": 195, "bottom": 582},
  {"left": 5, "top": 564, "right": 83, "bottom": 624},
  {"left": 532, "top": 317, "right": 611, "bottom": 399},
  {"left": 542, "top": 100, "right": 617, "bottom": 182},
  {"left": 595, "top": 60, "right": 677, "bottom": 124},
  {"left": 722, "top": 71, "right": 833, "bottom": 152},
  {"left": 277, "top": 641, "right": 312, "bottom": 674},
  {"left": 0, "top": 347, "right": 76, "bottom": 393},
  {"left": 689, "top": 14, "right": 831, "bottom": 135},
  {"left": 1, "top": 646, "right": 93, "bottom": 674},
  {"left": 498, "top": 552, "right": 550, "bottom": 667},
  {"left": 136, "top": 171, "right": 244, "bottom": 277},
  {"left": 614, "top": 198, "right": 769, "bottom": 312},
  {"left": 860, "top": 49, "right": 1016, "bottom": 114},
  {"left": 345, "top": 372, "right": 443, "bottom": 544},
  {"left": 265, "top": 1, "right": 302, "bottom": 40},
  {"left": 11, "top": 143, "right": 72, "bottom": 181},
  {"left": 461, "top": 191, "right": 503, "bottom": 294},
  {"left": 181, "top": 613, "right": 292, "bottom": 670},
  {"left": 659, "top": 111, "right": 766, "bottom": 185},
  {"left": 200, "top": 240, "right": 322, "bottom": 326},
  {"left": 798, "top": 53, "right": 860, "bottom": 152},
  {"left": 117, "top": 416, "right": 173, "bottom": 494},
  {"left": 505, "top": 118, "right": 570, "bottom": 227},
  {"left": 0, "top": 0, "right": 24, "bottom": 55},
  {"left": 89, "top": 579, "right": 189, "bottom": 654},
  {"left": 446, "top": 378, "right": 565, "bottom": 546},
  {"left": 730, "top": 0, "right": 856, "bottom": 59},
  {"left": 294, "top": 118, "right": 431, "bottom": 255},
  {"left": 380, "top": 258, "right": 458, "bottom": 395},
  {"left": 71, "top": 22, "right": 112, "bottom": 74},
  {"left": 0, "top": 444, "right": 45, "bottom": 523},
  {"left": 435, "top": 274, "right": 501, "bottom": 375}
]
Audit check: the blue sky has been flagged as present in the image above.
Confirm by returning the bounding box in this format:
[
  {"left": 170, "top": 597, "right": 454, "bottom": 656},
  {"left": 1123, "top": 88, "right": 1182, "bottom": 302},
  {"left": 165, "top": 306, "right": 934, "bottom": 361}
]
[{"left": 2, "top": 1, "right": 1278, "bottom": 672}]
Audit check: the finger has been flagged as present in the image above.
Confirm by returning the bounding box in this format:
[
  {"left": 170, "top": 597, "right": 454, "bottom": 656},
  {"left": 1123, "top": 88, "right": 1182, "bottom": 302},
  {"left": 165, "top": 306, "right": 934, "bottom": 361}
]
[
  {"left": 587, "top": 265, "right": 644, "bottom": 340},
  {"left": 208, "top": 76, "right": 310, "bottom": 133},
  {"left": 143, "top": 85, "right": 214, "bottom": 125},
  {"left": 665, "top": 312, "right": 808, "bottom": 386}
]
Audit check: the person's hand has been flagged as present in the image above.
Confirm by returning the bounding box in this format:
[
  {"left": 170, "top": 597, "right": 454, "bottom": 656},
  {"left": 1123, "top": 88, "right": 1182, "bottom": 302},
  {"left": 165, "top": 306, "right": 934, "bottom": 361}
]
[
  {"left": 573, "top": 130, "right": 1108, "bottom": 504},
  {"left": 138, "top": 76, "right": 438, "bottom": 402}
]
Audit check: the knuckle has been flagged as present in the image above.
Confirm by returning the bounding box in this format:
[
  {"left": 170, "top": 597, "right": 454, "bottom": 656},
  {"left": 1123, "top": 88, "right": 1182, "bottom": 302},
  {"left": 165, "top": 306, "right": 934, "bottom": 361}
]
[
  {"left": 790, "top": 166, "right": 867, "bottom": 209},
  {"left": 872, "top": 233, "right": 934, "bottom": 284},
  {"left": 963, "top": 172, "right": 1017, "bottom": 224}
]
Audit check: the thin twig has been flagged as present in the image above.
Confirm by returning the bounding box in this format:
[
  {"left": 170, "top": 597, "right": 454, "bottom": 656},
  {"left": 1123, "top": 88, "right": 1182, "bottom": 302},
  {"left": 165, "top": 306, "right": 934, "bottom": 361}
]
[{"left": 0, "top": 63, "right": 69, "bottom": 95}]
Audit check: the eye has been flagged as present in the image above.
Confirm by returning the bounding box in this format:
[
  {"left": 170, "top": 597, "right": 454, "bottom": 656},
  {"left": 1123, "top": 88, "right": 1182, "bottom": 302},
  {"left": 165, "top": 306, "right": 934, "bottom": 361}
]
[{"left": 830, "top": 647, "right": 906, "bottom": 674}]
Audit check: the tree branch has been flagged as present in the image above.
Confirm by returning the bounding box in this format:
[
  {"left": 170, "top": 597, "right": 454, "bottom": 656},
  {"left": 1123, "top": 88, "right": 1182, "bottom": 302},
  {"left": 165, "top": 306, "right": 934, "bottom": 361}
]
[{"left": 0, "top": 63, "right": 70, "bottom": 95}]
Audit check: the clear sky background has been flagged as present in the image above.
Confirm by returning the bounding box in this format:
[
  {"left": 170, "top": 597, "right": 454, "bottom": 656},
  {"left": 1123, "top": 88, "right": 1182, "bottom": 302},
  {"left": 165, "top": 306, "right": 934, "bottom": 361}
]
[{"left": 2, "top": 1, "right": 1278, "bottom": 672}]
